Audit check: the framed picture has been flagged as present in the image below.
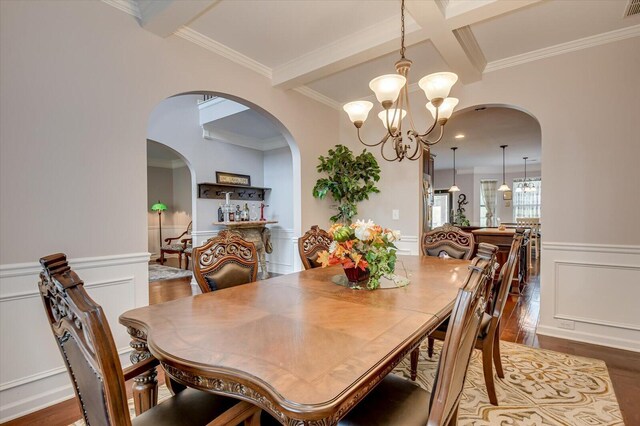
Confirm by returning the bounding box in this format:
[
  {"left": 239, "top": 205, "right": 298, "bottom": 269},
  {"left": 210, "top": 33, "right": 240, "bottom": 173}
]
[
  {"left": 503, "top": 190, "right": 512, "bottom": 201},
  {"left": 216, "top": 171, "right": 251, "bottom": 186}
]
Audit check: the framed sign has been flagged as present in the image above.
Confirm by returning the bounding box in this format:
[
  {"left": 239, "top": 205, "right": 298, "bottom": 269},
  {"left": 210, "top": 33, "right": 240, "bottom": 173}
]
[
  {"left": 503, "top": 190, "right": 512, "bottom": 201},
  {"left": 216, "top": 171, "right": 251, "bottom": 186}
]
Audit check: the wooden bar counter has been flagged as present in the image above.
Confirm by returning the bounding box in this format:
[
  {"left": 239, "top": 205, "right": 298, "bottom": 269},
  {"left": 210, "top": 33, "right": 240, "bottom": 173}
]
[{"left": 472, "top": 227, "right": 528, "bottom": 293}]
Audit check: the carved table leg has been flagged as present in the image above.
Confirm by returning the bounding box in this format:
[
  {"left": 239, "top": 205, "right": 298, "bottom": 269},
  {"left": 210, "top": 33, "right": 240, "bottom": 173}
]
[{"left": 127, "top": 327, "right": 158, "bottom": 415}]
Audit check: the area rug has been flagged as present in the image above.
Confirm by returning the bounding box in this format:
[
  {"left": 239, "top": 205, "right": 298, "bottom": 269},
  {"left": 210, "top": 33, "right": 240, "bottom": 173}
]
[
  {"left": 72, "top": 341, "right": 623, "bottom": 425},
  {"left": 393, "top": 340, "right": 624, "bottom": 425}
]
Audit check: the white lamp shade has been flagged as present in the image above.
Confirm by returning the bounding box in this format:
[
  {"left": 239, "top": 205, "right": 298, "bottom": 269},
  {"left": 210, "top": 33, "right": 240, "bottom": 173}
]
[
  {"left": 369, "top": 74, "right": 406, "bottom": 104},
  {"left": 418, "top": 72, "right": 458, "bottom": 101},
  {"left": 498, "top": 183, "right": 511, "bottom": 191},
  {"left": 448, "top": 184, "right": 460, "bottom": 192},
  {"left": 427, "top": 97, "right": 459, "bottom": 120},
  {"left": 378, "top": 109, "right": 407, "bottom": 130},
  {"left": 343, "top": 101, "right": 373, "bottom": 124}
]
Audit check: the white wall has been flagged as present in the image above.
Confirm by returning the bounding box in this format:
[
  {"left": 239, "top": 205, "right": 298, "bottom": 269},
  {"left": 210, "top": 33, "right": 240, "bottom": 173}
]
[
  {"left": 341, "top": 37, "right": 640, "bottom": 351},
  {"left": 0, "top": 1, "right": 337, "bottom": 421}
]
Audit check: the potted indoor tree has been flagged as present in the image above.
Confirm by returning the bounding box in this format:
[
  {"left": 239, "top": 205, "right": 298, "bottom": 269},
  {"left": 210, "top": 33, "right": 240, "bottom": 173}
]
[{"left": 312, "top": 145, "right": 381, "bottom": 224}]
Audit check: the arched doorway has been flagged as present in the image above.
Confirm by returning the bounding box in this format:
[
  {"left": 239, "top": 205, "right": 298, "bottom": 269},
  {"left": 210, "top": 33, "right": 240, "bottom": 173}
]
[{"left": 146, "top": 91, "right": 302, "bottom": 286}]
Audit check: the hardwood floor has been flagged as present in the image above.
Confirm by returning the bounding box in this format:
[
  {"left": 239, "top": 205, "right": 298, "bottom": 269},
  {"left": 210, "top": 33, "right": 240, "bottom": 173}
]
[{"left": 6, "top": 258, "right": 639, "bottom": 425}]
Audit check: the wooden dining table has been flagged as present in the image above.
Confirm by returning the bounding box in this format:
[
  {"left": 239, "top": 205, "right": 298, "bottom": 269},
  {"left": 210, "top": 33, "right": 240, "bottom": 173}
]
[{"left": 119, "top": 255, "right": 471, "bottom": 425}]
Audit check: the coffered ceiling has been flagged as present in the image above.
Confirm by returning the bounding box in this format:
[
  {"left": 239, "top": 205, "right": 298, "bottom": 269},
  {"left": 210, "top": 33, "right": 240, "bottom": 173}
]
[{"left": 107, "top": 0, "right": 639, "bottom": 108}]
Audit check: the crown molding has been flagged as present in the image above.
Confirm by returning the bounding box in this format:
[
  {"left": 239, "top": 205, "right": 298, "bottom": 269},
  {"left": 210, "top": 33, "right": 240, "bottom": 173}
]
[
  {"left": 485, "top": 25, "right": 640, "bottom": 73},
  {"left": 101, "top": 0, "right": 141, "bottom": 19},
  {"left": 292, "top": 86, "right": 341, "bottom": 110},
  {"left": 174, "top": 27, "right": 272, "bottom": 79}
]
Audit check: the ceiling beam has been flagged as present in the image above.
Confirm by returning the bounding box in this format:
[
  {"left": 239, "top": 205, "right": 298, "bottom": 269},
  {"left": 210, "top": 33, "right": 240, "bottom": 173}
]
[
  {"left": 271, "top": 15, "right": 424, "bottom": 89},
  {"left": 137, "top": 0, "right": 219, "bottom": 38},
  {"left": 272, "top": 0, "right": 541, "bottom": 88}
]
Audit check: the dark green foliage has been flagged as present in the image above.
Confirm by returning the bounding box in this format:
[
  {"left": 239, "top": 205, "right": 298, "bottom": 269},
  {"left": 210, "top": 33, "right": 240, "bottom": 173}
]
[{"left": 312, "top": 145, "right": 381, "bottom": 224}]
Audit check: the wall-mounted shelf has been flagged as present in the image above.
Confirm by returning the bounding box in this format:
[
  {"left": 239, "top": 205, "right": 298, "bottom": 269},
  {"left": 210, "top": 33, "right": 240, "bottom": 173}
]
[{"left": 198, "top": 183, "right": 271, "bottom": 201}]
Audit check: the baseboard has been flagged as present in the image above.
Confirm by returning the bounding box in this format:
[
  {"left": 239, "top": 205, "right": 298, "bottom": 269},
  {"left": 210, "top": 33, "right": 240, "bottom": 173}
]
[{"left": 536, "top": 325, "right": 640, "bottom": 353}]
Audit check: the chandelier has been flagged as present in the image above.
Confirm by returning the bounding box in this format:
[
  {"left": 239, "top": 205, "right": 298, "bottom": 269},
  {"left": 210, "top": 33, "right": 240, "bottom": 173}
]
[
  {"left": 342, "top": 0, "right": 459, "bottom": 162},
  {"left": 498, "top": 145, "right": 511, "bottom": 192},
  {"left": 516, "top": 156, "right": 537, "bottom": 193}
]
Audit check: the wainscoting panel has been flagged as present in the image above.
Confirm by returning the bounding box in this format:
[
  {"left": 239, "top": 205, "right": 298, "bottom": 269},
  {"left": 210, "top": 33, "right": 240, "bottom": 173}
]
[
  {"left": 0, "top": 253, "right": 150, "bottom": 422},
  {"left": 537, "top": 242, "right": 640, "bottom": 352},
  {"left": 396, "top": 235, "right": 420, "bottom": 256},
  {"left": 266, "top": 228, "right": 297, "bottom": 275}
]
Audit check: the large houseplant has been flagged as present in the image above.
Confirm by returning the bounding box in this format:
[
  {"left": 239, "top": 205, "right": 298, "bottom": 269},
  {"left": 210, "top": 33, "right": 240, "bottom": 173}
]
[{"left": 312, "top": 145, "right": 381, "bottom": 224}]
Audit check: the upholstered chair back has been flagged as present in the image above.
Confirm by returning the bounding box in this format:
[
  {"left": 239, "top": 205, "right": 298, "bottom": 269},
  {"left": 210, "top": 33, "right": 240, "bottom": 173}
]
[
  {"left": 193, "top": 230, "right": 258, "bottom": 293},
  {"left": 298, "top": 225, "right": 333, "bottom": 270},
  {"left": 39, "top": 253, "right": 132, "bottom": 426},
  {"left": 427, "top": 256, "right": 492, "bottom": 425},
  {"left": 422, "top": 224, "right": 475, "bottom": 260}
]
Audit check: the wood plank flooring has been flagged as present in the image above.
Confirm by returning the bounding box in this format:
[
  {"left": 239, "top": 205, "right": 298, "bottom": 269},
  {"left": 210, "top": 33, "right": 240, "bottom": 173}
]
[{"left": 6, "top": 259, "right": 639, "bottom": 425}]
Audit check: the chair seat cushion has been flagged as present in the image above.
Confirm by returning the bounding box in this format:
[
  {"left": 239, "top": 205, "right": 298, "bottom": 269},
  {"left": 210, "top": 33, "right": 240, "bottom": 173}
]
[
  {"left": 161, "top": 244, "right": 184, "bottom": 252},
  {"left": 133, "top": 388, "right": 239, "bottom": 426},
  {"left": 435, "top": 312, "right": 493, "bottom": 338},
  {"left": 261, "top": 375, "right": 430, "bottom": 426}
]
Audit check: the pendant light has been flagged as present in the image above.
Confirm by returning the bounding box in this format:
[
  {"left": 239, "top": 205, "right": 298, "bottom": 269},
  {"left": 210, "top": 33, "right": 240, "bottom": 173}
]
[
  {"left": 516, "top": 157, "right": 537, "bottom": 193},
  {"left": 449, "top": 147, "right": 460, "bottom": 192},
  {"left": 498, "top": 145, "right": 510, "bottom": 191}
]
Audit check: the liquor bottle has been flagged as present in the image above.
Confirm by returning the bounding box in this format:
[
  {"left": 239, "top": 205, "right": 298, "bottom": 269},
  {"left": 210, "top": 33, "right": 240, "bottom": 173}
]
[
  {"left": 217, "top": 203, "right": 223, "bottom": 222},
  {"left": 228, "top": 208, "right": 234, "bottom": 222},
  {"left": 235, "top": 205, "right": 241, "bottom": 222},
  {"left": 241, "top": 203, "right": 250, "bottom": 221}
]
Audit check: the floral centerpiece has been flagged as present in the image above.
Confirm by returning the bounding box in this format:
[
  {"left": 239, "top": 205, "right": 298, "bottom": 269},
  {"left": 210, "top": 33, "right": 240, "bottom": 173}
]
[{"left": 318, "top": 220, "right": 400, "bottom": 290}]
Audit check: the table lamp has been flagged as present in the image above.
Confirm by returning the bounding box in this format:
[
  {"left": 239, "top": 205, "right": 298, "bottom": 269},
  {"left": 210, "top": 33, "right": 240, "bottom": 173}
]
[{"left": 151, "top": 201, "right": 168, "bottom": 255}]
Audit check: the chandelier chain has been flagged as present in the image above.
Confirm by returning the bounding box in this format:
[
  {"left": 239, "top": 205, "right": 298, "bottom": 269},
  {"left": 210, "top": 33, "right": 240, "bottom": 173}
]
[{"left": 400, "top": 0, "right": 406, "bottom": 59}]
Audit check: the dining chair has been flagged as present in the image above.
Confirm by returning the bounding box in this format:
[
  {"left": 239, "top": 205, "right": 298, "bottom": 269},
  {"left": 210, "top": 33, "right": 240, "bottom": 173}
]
[
  {"left": 417, "top": 232, "right": 524, "bottom": 405},
  {"left": 516, "top": 217, "right": 540, "bottom": 267},
  {"left": 192, "top": 230, "right": 258, "bottom": 293},
  {"left": 38, "top": 253, "right": 261, "bottom": 426},
  {"left": 261, "top": 256, "right": 492, "bottom": 426},
  {"left": 422, "top": 223, "right": 475, "bottom": 260},
  {"left": 298, "top": 225, "right": 333, "bottom": 270},
  {"left": 159, "top": 221, "right": 192, "bottom": 268},
  {"left": 182, "top": 237, "right": 192, "bottom": 270}
]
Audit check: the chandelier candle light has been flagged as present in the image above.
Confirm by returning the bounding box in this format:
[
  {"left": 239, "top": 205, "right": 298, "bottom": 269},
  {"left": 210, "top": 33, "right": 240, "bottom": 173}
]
[
  {"left": 343, "top": 0, "right": 459, "bottom": 162},
  {"left": 449, "top": 147, "right": 460, "bottom": 192},
  {"left": 498, "top": 145, "right": 511, "bottom": 192}
]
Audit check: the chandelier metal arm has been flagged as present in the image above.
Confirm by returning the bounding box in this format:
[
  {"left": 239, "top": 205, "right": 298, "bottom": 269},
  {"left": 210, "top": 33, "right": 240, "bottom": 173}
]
[
  {"left": 420, "top": 124, "right": 445, "bottom": 146},
  {"left": 418, "top": 107, "right": 439, "bottom": 138},
  {"left": 356, "top": 127, "right": 386, "bottom": 147}
]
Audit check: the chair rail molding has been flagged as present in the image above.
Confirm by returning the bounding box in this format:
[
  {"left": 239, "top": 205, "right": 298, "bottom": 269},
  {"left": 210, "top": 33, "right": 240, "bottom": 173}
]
[
  {"left": 538, "top": 242, "right": 640, "bottom": 353},
  {"left": 0, "top": 252, "right": 149, "bottom": 422}
]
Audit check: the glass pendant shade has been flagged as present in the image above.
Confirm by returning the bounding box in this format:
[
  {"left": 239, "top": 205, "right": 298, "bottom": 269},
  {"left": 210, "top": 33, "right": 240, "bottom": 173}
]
[
  {"left": 418, "top": 72, "right": 458, "bottom": 101},
  {"left": 498, "top": 183, "right": 510, "bottom": 192},
  {"left": 343, "top": 101, "right": 373, "bottom": 124},
  {"left": 448, "top": 184, "right": 460, "bottom": 192},
  {"left": 427, "top": 97, "right": 459, "bottom": 120},
  {"left": 378, "top": 108, "right": 407, "bottom": 130},
  {"left": 369, "top": 74, "right": 406, "bottom": 105},
  {"left": 151, "top": 201, "right": 167, "bottom": 212}
]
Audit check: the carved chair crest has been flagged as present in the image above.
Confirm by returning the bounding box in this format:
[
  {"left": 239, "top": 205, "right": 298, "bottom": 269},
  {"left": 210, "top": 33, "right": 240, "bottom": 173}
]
[
  {"left": 39, "top": 253, "right": 131, "bottom": 425},
  {"left": 298, "top": 225, "right": 333, "bottom": 270},
  {"left": 193, "top": 230, "right": 258, "bottom": 293},
  {"left": 422, "top": 223, "right": 475, "bottom": 260}
]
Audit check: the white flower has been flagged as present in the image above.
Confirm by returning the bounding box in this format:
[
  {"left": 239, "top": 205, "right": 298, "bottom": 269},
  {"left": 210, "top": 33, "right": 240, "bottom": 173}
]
[
  {"left": 329, "top": 241, "right": 338, "bottom": 253},
  {"left": 353, "top": 219, "right": 375, "bottom": 242},
  {"left": 385, "top": 229, "right": 401, "bottom": 242}
]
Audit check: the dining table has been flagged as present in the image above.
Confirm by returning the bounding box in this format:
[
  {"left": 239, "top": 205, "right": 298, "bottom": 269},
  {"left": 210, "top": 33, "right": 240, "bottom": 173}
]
[{"left": 119, "top": 255, "right": 471, "bottom": 425}]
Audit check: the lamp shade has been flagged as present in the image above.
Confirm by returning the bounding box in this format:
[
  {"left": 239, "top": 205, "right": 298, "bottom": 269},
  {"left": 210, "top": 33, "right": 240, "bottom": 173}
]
[
  {"left": 448, "top": 184, "right": 460, "bottom": 192},
  {"left": 378, "top": 108, "right": 407, "bottom": 131},
  {"left": 369, "top": 74, "right": 406, "bottom": 105},
  {"left": 498, "top": 183, "right": 511, "bottom": 192},
  {"left": 151, "top": 201, "right": 167, "bottom": 212},
  {"left": 343, "top": 101, "right": 373, "bottom": 124},
  {"left": 427, "top": 97, "right": 459, "bottom": 120},
  {"left": 418, "top": 72, "right": 458, "bottom": 101}
]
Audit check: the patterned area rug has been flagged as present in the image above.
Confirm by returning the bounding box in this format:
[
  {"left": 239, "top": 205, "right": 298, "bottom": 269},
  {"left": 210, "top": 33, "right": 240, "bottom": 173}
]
[
  {"left": 393, "top": 340, "right": 623, "bottom": 425},
  {"left": 71, "top": 341, "right": 622, "bottom": 425}
]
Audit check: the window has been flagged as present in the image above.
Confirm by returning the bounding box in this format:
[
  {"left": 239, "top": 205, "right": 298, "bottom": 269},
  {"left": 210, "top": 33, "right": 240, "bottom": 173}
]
[
  {"left": 479, "top": 180, "right": 498, "bottom": 227},
  {"left": 432, "top": 190, "right": 452, "bottom": 228},
  {"left": 513, "top": 178, "right": 542, "bottom": 219}
]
